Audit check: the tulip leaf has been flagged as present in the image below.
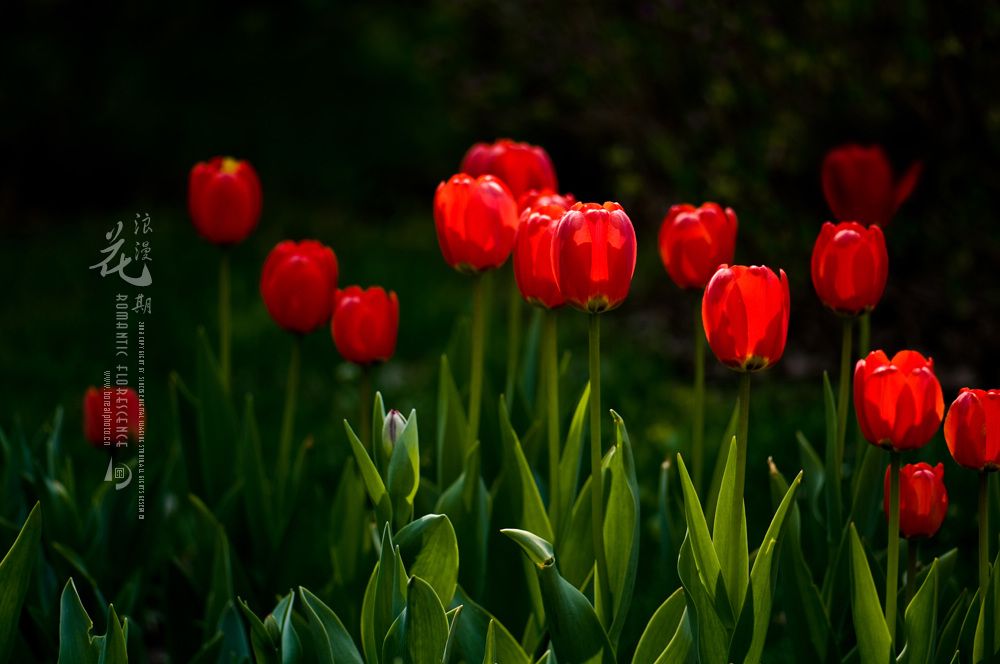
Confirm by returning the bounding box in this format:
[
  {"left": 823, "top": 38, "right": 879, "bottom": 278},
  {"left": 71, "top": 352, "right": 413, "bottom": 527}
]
[
  {"left": 659, "top": 458, "right": 682, "bottom": 592},
  {"left": 498, "top": 397, "right": 555, "bottom": 544},
  {"left": 705, "top": 400, "right": 740, "bottom": 524},
  {"left": 203, "top": 525, "right": 234, "bottom": 643},
  {"left": 240, "top": 395, "right": 277, "bottom": 556},
  {"left": 677, "top": 533, "right": 731, "bottom": 664},
  {"left": 769, "top": 460, "right": 839, "bottom": 664},
  {"left": 447, "top": 585, "right": 530, "bottom": 664},
  {"left": 345, "top": 419, "right": 393, "bottom": 531},
  {"left": 273, "top": 591, "right": 302, "bottom": 664},
  {"left": 676, "top": 454, "right": 733, "bottom": 627},
  {"left": 382, "top": 576, "right": 450, "bottom": 664},
  {"left": 331, "top": 458, "right": 366, "bottom": 586},
  {"left": 387, "top": 409, "right": 421, "bottom": 530},
  {"left": 373, "top": 391, "right": 389, "bottom": 479},
  {"left": 712, "top": 436, "right": 749, "bottom": 619},
  {"left": 237, "top": 598, "right": 279, "bottom": 664},
  {"left": 631, "top": 586, "right": 687, "bottom": 664},
  {"left": 557, "top": 383, "right": 590, "bottom": 542},
  {"left": 215, "top": 600, "right": 252, "bottom": 663},
  {"left": 556, "top": 472, "right": 595, "bottom": 590},
  {"left": 97, "top": 604, "right": 128, "bottom": 664},
  {"left": 360, "top": 565, "right": 380, "bottom": 664},
  {"left": 444, "top": 605, "right": 464, "bottom": 664},
  {"left": 0, "top": 502, "right": 42, "bottom": 662},
  {"left": 482, "top": 619, "right": 497, "bottom": 664},
  {"left": 435, "top": 442, "right": 491, "bottom": 599},
  {"left": 729, "top": 468, "right": 802, "bottom": 664},
  {"left": 973, "top": 548, "right": 1000, "bottom": 663},
  {"left": 933, "top": 590, "right": 967, "bottom": 664},
  {"left": 605, "top": 411, "right": 641, "bottom": 648},
  {"left": 511, "top": 533, "right": 614, "bottom": 664},
  {"left": 795, "top": 431, "right": 826, "bottom": 526},
  {"left": 299, "top": 586, "right": 364, "bottom": 664},
  {"left": 898, "top": 559, "right": 938, "bottom": 664},
  {"left": 56, "top": 578, "right": 100, "bottom": 664},
  {"left": 958, "top": 587, "right": 981, "bottom": 662},
  {"left": 189, "top": 633, "right": 224, "bottom": 664},
  {"left": 195, "top": 327, "right": 239, "bottom": 505},
  {"left": 395, "top": 514, "right": 459, "bottom": 608},
  {"left": 372, "top": 527, "right": 407, "bottom": 663},
  {"left": 849, "top": 443, "right": 885, "bottom": 542},
  {"left": 437, "top": 354, "right": 469, "bottom": 490},
  {"left": 822, "top": 372, "right": 843, "bottom": 545},
  {"left": 848, "top": 523, "right": 893, "bottom": 664}
]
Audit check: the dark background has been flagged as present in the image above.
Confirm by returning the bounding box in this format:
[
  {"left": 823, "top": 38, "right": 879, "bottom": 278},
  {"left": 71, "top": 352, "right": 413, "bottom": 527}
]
[{"left": 1, "top": 0, "right": 999, "bottom": 657}]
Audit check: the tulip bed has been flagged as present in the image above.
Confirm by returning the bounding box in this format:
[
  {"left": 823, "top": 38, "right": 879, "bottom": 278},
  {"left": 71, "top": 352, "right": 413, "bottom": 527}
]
[{"left": 1, "top": 140, "right": 999, "bottom": 664}]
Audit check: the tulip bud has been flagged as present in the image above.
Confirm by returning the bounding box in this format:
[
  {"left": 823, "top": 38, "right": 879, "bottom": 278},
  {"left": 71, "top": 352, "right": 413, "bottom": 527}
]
[
  {"left": 461, "top": 138, "right": 558, "bottom": 202},
  {"left": 944, "top": 388, "right": 1000, "bottom": 472},
  {"left": 658, "top": 202, "right": 738, "bottom": 290},
  {"left": 885, "top": 462, "right": 948, "bottom": 540},
  {"left": 821, "top": 143, "right": 922, "bottom": 229},
  {"left": 383, "top": 409, "right": 407, "bottom": 452},
  {"left": 260, "top": 240, "right": 339, "bottom": 335},
  {"left": 331, "top": 286, "right": 399, "bottom": 366},
  {"left": 188, "top": 156, "right": 262, "bottom": 245},
  {"left": 264, "top": 615, "right": 282, "bottom": 645},
  {"left": 702, "top": 265, "right": 790, "bottom": 372},
  {"left": 854, "top": 350, "right": 944, "bottom": 452},
  {"left": 811, "top": 221, "right": 888, "bottom": 316}
]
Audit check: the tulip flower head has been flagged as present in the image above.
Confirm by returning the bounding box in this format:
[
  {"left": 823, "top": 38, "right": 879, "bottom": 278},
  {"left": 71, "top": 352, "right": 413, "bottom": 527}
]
[
  {"left": 658, "top": 202, "right": 738, "bottom": 290},
  {"left": 811, "top": 221, "right": 889, "bottom": 316},
  {"left": 83, "top": 386, "right": 143, "bottom": 449},
  {"left": 821, "top": 144, "right": 922, "bottom": 229},
  {"left": 188, "top": 156, "right": 263, "bottom": 245},
  {"left": 461, "top": 139, "right": 558, "bottom": 202},
  {"left": 553, "top": 201, "right": 637, "bottom": 313},
  {"left": 944, "top": 388, "right": 1000, "bottom": 472},
  {"left": 434, "top": 174, "right": 519, "bottom": 274},
  {"left": 885, "top": 462, "right": 948, "bottom": 540},
  {"left": 702, "top": 265, "right": 790, "bottom": 372},
  {"left": 513, "top": 203, "right": 568, "bottom": 309},
  {"left": 854, "top": 350, "right": 944, "bottom": 452},
  {"left": 518, "top": 188, "right": 578, "bottom": 216},
  {"left": 260, "top": 240, "right": 339, "bottom": 335},
  {"left": 331, "top": 286, "right": 400, "bottom": 366}
]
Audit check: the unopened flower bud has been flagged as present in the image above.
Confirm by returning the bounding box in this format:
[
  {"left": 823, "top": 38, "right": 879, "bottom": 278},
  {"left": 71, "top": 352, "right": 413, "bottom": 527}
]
[{"left": 383, "top": 409, "right": 407, "bottom": 452}]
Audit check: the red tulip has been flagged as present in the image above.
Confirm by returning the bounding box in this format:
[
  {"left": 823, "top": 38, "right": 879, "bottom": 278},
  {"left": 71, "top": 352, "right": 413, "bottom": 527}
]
[
  {"left": 885, "top": 462, "right": 948, "bottom": 540},
  {"left": 810, "top": 221, "right": 889, "bottom": 316},
  {"left": 188, "top": 156, "right": 263, "bottom": 245},
  {"left": 702, "top": 265, "right": 790, "bottom": 372},
  {"left": 260, "top": 240, "right": 339, "bottom": 334},
  {"left": 434, "top": 174, "right": 519, "bottom": 274},
  {"left": 854, "top": 350, "right": 944, "bottom": 451},
  {"left": 83, "top": 386, "right": 143, "bottom": 449},
  {"left": 331, "top": 286, "right": 400, "bottom": 365},
  {"left": 517, "top": 188, "right": 578, "bottom": 215},
  {"left": 944, "top": 388, "right": 1000, "bottom": 472},
  {"left": 821, "top": 144, "right": 922, "bottom": 229},
  {"left": 513, "top": 203, "right": 567, "bottom": 309},
  {"left": 461, "top": 139, "right": 558, "bottom": 202},
  {"left": 552, "top": 202, "right": 637, "bottom": 313},
  {"left": 658, "top": 202, "right": 738, "bottom": 289}
]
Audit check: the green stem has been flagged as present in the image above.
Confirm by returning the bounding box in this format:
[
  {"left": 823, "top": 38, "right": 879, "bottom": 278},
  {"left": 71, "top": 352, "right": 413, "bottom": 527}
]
[
  {"left": 589, "top": 313, "right": 611, "bottom": 625},
  {"left": 468, "top": 274, "right": 485, "bottom": 446},
  {"left": 219, "top": 251, "right": 232, "bottom": 392},
  {"left": 693, "top": 299, "right": 706, "bottom": 498},
  {"left": 854, "top": 314, "right": 871, "bottom": 476},
  {"left": 886, "top": 451, "right": 901, "bottom": 647},
  {"left": 727, "top": 371, "right": 751, "bottom": 599},
  {"left": 544, "top": 310, "right": 561, "bottom": 536},
  {"left": 833, "top": 318, "right": 852, "bottom": 530},
  {"left": 981, "top": 472, "right": 990, "bottom": 608},
  {"left": 506, "top": 276, "right": 523, "bottom": 410},
  {"left": 277, "top": 336, "right": 302, "bottom": 510},
  {"left": 905, "top": 541, "right": 917, "bottom": 608},
  {"left": 360, "top": 365, "right": 372, "bottom": 453}
]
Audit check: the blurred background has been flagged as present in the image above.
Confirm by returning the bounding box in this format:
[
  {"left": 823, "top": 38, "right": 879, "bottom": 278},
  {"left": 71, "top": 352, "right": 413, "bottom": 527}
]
[{"left": 1, "top": 0, "right": 999, "bottom": 657}]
